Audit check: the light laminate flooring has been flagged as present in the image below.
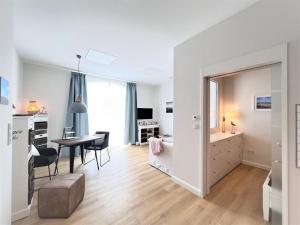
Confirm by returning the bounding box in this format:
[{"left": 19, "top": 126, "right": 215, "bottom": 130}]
[{"left": 13, "top": 145, "right": 269, "bottom": 225}]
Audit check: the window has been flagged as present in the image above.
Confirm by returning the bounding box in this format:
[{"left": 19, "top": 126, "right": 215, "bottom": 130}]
[
  {"left": 210, "top": 80, "right": 218, "bottom": 129},
  {"left": 87, "top": 77, "right": 126, "bottom": 147}
]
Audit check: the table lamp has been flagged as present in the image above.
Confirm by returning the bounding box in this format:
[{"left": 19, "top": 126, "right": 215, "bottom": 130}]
[{"left": 27, "top": 100, "right": 39, "bottom": 114}]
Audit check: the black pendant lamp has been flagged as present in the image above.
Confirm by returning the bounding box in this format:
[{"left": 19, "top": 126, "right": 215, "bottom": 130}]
[{"left": 70, "top": 55, "right": 87, "bottom": 113}]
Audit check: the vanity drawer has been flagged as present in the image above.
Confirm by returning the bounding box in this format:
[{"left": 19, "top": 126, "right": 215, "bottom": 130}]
[
  {"left": 211, "top": 153, "right": 227, "bottom": 174},
  {"left": 209, "top": 170, "right": 224, "bottom": 186},
  {"left": 229, "top": 137, "right": 242, "bottom": 149},
  {"left": 209, "top": 143, "right": 221, "bottom": 156},
  {"left": 210, "top": 171, "right": 220, "bottom": 186}
]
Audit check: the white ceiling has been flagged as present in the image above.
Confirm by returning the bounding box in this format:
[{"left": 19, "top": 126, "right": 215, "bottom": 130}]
[{"left": 14, "top": 0, "right": 259, "bottom": 85}]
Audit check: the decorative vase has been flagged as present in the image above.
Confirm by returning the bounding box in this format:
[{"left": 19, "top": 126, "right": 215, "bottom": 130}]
[
  {"left": 230, "top": 121, "right": 237, "bottom": 134},
  {"left": 222, "top": 116, "right": 226, "bottom": 133}
]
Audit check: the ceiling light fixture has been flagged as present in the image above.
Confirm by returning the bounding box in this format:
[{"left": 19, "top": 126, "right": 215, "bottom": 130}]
[
  {"left": 70, "top": 54, "right": 87, "bottom": 114},
  {"left": 86, "top": 49, "right": 117, "bottom": 65}
]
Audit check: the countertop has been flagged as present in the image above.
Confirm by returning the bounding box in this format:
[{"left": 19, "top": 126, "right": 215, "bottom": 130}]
[{"left": 210, "top": 132, "right": 242, "bottom": 143}]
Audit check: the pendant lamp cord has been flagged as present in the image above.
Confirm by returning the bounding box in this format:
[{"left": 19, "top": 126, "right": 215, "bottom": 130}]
[{"left": 76, "top": 54, "right": 81, "bottom": 73}]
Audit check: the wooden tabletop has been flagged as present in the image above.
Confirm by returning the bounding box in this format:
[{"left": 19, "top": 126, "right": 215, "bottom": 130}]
[{"left": 51, "top": 135, "right": 102, "bottom": 146}]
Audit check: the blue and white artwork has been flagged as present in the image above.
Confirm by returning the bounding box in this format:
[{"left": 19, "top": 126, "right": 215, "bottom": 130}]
[
  {"left": 0, "top": 76, "right": 9, "bottom": 105},
  {"left": 255, "top": 95, "right": 271, "bottom": 111}
]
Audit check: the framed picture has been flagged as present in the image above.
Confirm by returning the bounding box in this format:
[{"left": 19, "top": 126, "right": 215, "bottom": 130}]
[
  {"left": 254, "top": 95, "right": 271, "bottom": 111},
  {"left": 166, "top": 101, "right": 173, "bottom": 113},
  {"left": 0, "top": 76, "right": 9, "bottom": 105}
]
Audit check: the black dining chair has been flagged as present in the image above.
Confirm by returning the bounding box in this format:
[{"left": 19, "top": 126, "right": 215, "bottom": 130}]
[
  {"left": 84, "top": 131, "right": 110, "bottom": 170},
  {"left": 33, "top": 146, "right": 58, "bottom": 180}
]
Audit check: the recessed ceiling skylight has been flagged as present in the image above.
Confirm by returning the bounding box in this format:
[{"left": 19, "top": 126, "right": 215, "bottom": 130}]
[{"left": 86, "top": 49, "right": 117, "bottom": 65}]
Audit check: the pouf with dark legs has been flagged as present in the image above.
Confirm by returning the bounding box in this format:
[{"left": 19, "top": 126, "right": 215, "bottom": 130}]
[{"left": 38, "top": 173, "right": 85, "bottom": 218}]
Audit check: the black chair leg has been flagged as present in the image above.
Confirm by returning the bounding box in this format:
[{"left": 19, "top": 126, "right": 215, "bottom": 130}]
[
  {"left": 34, "top": 165, "right": 57, "bottom": 180},
  {"left": 100, "top": 148, "right": 110, "bottom": 167},
  {"left": 54, "top": 145, "right": 61, "bottom": 175},
  {"left": 55, "top": 166, "right": 59, "bottom": 176},
  {"left": 84, "top": 150, "right": 88, "bottom": 163},
  {"left": 83, "top": 150, "right": 96, "bottom": 166},
  {"left": 94, "top": 151, "right": 100, "bottom": 170},
  {"left": 48, "top": 165, "right": 52, "bottom": 180},
  {"left": 54, "top": 162, "right": 58, "bottom": 175},
  {"left": 54, "top": 158, "right": 59, "bottom": 175}
]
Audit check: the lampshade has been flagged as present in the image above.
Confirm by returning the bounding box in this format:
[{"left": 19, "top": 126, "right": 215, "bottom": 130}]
[
  {"left": 70, "top": 96, "right": 87, "bottom": 113},
  {"left": 225, "top": 112, "right": 232, "bottom": 119},
  {"left": 27, "top": 100, "right": 39, "bottom": 114}
]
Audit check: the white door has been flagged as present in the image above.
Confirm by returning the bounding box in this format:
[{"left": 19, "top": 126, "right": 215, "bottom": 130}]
[{"left": 270, "top": 63, "right": 282, "bottom": 225}]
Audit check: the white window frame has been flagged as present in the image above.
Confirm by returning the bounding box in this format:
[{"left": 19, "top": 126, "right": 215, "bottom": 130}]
[{"left": 209, "top": 80, "right": 219, "bottom": 132}]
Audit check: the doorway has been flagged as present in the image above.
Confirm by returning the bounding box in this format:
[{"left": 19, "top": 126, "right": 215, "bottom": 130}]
[{"left": 200, "top": 44, "right": 288, "bottom": 225}]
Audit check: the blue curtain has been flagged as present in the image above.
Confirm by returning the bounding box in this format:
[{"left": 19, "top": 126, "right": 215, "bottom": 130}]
[
  {"left": 124, "top": 82, "right": 137, "bottom": 144},
  {"left": 64, "top": 72, "right": 89, "bottom": 156}
]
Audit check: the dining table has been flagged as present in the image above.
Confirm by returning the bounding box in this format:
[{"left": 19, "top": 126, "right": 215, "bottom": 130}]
[{"left": 51, "top": 135, "right": 103, "bottom": 173}]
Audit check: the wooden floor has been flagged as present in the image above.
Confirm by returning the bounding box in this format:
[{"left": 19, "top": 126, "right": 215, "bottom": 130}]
[{"left": 13, "top": 145, "right": 269, "bottom": 225}]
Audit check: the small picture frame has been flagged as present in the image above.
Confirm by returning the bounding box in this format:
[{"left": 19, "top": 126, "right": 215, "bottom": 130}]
[
  {"left": 254, "top": 95, "right": 271, "bottom": 111},
  {"left": 166, "top": 101, "right": 173, "bottom": 113},
  {"left": 0, "top": 76, "right": 9, "bottom": 105}
]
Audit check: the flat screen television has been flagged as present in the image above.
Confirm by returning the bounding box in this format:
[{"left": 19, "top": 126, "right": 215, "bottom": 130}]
[{"left": 138, "top": 108, "right": 153, "bottom": 120}]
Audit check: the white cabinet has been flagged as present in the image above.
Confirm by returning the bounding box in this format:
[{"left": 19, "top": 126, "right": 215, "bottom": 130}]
[
  {"left": 32, "top": 114, "right": 48, "bottom": 149},
  {"left": 12, "top": 115, "right": 34, "bottom": 221},
  {"left": 138, "top": 124, "right": 159, "bottom": 145},
  {"left": 209, "top": 132, "right": 243, "bottom": 187}
]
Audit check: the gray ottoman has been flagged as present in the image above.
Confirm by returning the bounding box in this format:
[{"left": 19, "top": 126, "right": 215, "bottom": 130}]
[{"left": 38, "top": 173, "right": 85, "bottom": 218}]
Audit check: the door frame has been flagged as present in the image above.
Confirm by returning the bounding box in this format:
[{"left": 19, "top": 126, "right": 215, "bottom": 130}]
[{"left": 199, "top": 43, "right": 288, "bottom": 225}]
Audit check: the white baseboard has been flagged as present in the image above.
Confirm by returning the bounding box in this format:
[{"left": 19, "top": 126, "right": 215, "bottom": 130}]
[
  {"left": 12, "top": 205, "right": 31, "bottom": 222},
  {"left": 242, "top": 160, "right": 271, "bottom": 171},
  {"left": 171, "top": 175, "right": 202, "bottom": 197}
]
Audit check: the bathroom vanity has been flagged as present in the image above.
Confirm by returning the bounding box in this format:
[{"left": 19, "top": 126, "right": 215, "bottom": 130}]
[{"left": 208, "top": 132, "right": 243, "bottom": 187}]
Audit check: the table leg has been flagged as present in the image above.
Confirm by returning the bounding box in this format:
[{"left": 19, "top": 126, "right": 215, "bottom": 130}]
[
  {"left": 80, "top": 144, "right": 84, "bottom": 164},
  {"left": 70, "top": 146, "right": 75, "bottom": 173}
]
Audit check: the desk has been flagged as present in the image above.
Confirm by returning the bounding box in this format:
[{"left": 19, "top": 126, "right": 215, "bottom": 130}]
[{"left": 52, "top": 135, "right": 102, "bottom": 173}]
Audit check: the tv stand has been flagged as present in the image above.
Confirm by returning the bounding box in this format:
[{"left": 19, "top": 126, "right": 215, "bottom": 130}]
[{"left": 138, "top": 123, "right": 159, "bottom": 145}]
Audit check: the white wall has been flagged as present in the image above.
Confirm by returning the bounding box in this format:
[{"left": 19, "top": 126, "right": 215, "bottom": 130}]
[
  {"left": 155, "top": 80, "right": 173, "bottom": 135},
  {"left": 136, "top": 82, "right": 174, "bottom": 135},
  {"left": 22, "top": 64, "right": 159, "bottom": 145},
  {"left": 173, "top": 0, "right": 300, "bottom": 223},
  {"left": 220, "top": 66, "right": 272, "bottom": 168},
  {"left": 22, "top": 63, "right": 71, "bottom": 146},
  {"left": 12, "top": 49, "right": 23, "bottom": 114},
  {"left": 136, "top": 83, "right": 158, "bottom": 120},
  {"left": 0, "top": 1, "right": 14, "bottom": 224}
]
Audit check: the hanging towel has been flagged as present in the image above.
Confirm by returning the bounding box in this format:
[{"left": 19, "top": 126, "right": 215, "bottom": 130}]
[{"left": 149, "top": 137, "right": 164, "bottom": 155}]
